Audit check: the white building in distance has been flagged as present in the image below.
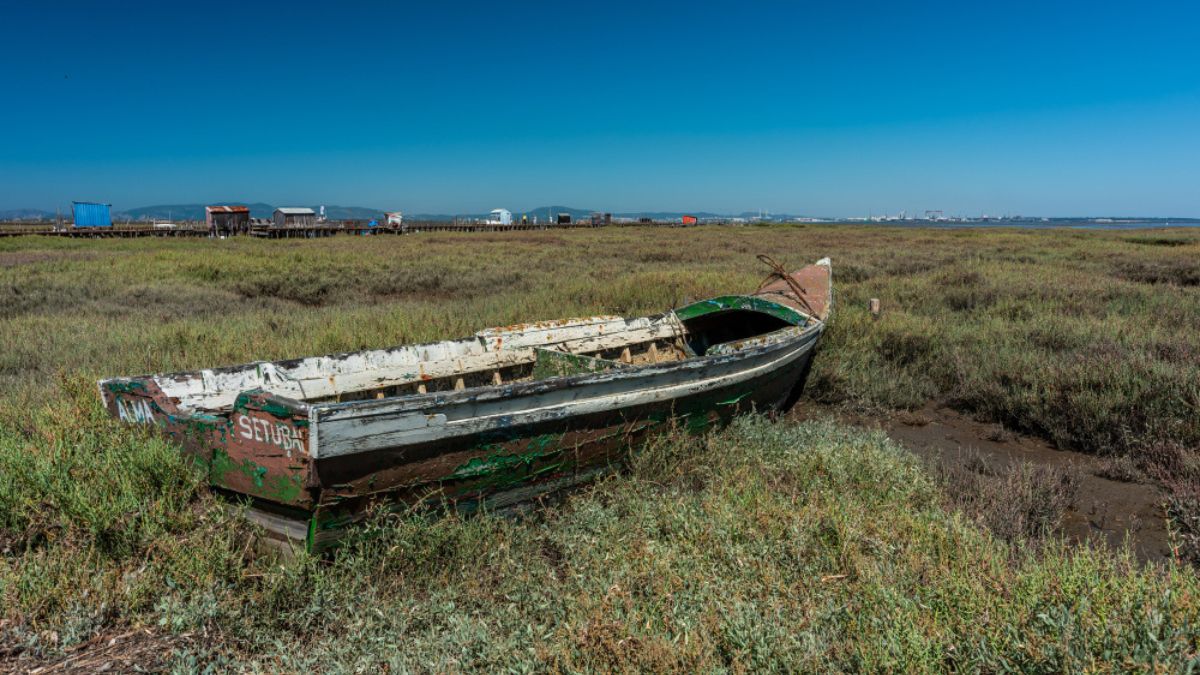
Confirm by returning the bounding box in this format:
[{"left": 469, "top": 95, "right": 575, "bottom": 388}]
[{"left": 487, "top": 208, "right": 512, "bottom": 225}]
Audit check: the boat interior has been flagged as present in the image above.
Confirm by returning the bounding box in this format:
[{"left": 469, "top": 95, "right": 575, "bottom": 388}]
[{"left": 141, "top": 305, "right": 806, "bottom": 414}]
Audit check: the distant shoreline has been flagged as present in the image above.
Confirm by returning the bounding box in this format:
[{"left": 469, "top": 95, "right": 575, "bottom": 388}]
[{"left": 813, "top": 220, "right": 1200, "bottom": 230}]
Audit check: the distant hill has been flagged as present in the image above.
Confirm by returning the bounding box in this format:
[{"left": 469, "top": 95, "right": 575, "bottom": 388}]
[
  {"left": 118, "top": 203, "right": 271, "bottom": 221},
  {"left": 616, "top": 211, "right": 727, "bottom": 220},
  {"left": 320, "top": 205, "right": 387, "bottom": 220},
  {"left": 404, "top": 206, "right": 601, "bottom": 221},
  {"left": 0, "top": 208, "right": 56, "bottom": 220},
  {"left": 521, "top": 206, "right": 599, "bottom": 220},
  {"left": 407, "top": 207, "right": 602, "bottom": 221}
]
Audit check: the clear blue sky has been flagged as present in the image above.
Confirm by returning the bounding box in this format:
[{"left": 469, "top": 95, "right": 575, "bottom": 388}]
[{"left": 2, "top": 0, "right": 1198, "bottom": 216}]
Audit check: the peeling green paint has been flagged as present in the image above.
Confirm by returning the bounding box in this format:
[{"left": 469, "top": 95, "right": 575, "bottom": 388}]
[
  {"left": 233, "top": 391, "right": 301, "bottom": 419},
  {"left": 452, "top": 452, "right": 543, "bottom": 480},
  {"left": 103, "top": 380, "right": 148, "bottom": 394},
  {"left": 674, "top": 295, "right": 805, "bottom": 326},
  {"left": 210, "top": 448, "right": 304, "bottom": 504},
  {"left": 683, "top": 412, "right": 712, "bottom": 433},
  {"left": 313, "top": 508, "right": 358, "bottom": 533},
  {"left": 445, "top": 433, "right": 570, "bottom": 493},
  {"left": 717, "top": 391, "right": 752, "bottom": 407}
]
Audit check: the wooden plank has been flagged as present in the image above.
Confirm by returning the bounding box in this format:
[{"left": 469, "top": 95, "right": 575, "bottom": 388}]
[
  {"left": 146, "top": 315, "right": 681, "bottom": 411},
  {"left": 530, "top": 349, "right": 624, "bottom": 379}
]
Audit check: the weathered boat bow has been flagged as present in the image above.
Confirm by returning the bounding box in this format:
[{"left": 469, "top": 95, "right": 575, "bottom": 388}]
[{"left": 99, "top": 257, "right": 833, "bottom": 552}]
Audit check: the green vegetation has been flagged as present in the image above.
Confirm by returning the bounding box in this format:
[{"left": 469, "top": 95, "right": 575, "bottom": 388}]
[{"left": 2, "top": 226, "right": 1200, "bottom": 669}]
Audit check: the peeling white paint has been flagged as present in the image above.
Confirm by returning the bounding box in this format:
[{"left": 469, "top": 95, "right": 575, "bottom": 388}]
[
  {"left": 116, "top": 397, "right": 155, "bottom": 424},
  {"left": 106, "top": 314, "right": 683, "bottom": 413}
]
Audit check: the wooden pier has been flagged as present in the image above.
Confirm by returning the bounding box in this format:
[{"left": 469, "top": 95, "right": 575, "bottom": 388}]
[
  {"left": 0, "top": 219, "right": 704, "bottom": 239},
  {"left": 247, "top": 224, "right": 402, "bottom": 238},
  {"left": 0, "top": 224, "right": 214, "bottom": 238},
  {"left": 401, "top": 220, "right": 605, "bottom": 233},
  {"left": 0, "top": 224, "right": 403, "bottom": 239}
]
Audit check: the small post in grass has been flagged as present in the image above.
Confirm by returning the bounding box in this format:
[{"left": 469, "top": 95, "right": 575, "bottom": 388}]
[{"left": 869, "top": 298, "right": 881, "bottom": 320}]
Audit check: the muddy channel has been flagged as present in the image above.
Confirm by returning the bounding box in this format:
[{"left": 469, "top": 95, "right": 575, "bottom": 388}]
[{"left": 795, "top": 402, "right": 1172, "bottom": 562}]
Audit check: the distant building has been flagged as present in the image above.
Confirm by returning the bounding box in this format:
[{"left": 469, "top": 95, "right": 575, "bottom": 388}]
[
  {"left": 487, "top": 208, "right": 512, "bottom": 225},
  {"left": 206, "top": 205, "right": 250, "bottom": 235},
  {"left": 274, "top": 207, "right": 317, "bottom": 228},
  {"left": 72, "top": 201, "right": 112, "bottom": 227},
  {"left": 681, "top": 215, "right": 698, "bottom": 226},
  {"left": 556, "top": 213, "right": 572, "bottom": 225}
]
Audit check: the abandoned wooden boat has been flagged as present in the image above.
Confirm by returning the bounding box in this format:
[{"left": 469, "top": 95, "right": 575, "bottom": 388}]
[{"left": 98, "top": 256, "right": 832, "bottom": 551}]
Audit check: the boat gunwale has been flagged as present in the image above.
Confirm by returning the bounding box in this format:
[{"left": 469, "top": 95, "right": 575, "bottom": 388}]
[
  {"left": 312, "top": 318, "right": 825, "bottom": 418},
  {"left": 96, "top": 259, "right": 832, "bottom": 433},
  {"left": 308, "top": 322, "right": 825, "bottom": 460},
  {"left": 97, "top": 296, "right": 817, "bottom": 413},
  {"left": 94, "top": 311, "right": 677, "bottom": 391}
]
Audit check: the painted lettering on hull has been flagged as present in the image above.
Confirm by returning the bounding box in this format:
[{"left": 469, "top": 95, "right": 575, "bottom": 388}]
[
  {"left": 235, "top": 414, "right": 305, "bottom": 457},
  {"left": 116, "top": 397, "right": 155, "bottom": 424}
]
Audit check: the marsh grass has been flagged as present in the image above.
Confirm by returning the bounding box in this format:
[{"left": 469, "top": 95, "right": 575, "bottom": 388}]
[
  {"left": 4, "top": 226, "right": 1197, "bottom": 463},
  {"left": 929, "top": 451, "right": 1081, "bottom": 545},
  {"left": 3, "top": 225, "right": 1200, "bottom": 669},
  {"left": 8, "top": 417, "right": 1199, "bottom": 671}
]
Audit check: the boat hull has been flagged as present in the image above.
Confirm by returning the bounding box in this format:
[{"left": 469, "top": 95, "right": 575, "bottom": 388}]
[
  {"left": 303, "top": 326, "right": 822, "bottom": 549},
  {"left": 97, "top": 258, "right": 833, "bottom": 553}
]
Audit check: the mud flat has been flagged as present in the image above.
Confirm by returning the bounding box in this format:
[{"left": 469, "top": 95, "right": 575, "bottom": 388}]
[{"left": 795, "top": 402, "right": 1172, "bottom": 562}]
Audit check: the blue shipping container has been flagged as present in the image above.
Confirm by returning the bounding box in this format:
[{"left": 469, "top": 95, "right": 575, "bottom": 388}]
[{"left": 73, "top": 201, "right": 112, "bottom": 227}]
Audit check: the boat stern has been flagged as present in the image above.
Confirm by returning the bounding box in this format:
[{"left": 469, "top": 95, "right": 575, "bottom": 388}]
[
  {"left": 216, "top": 390, "right": 317, "bottom": 508},
  {"left": 98, "top": 376, "right": 318, "bottom": 512}
]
